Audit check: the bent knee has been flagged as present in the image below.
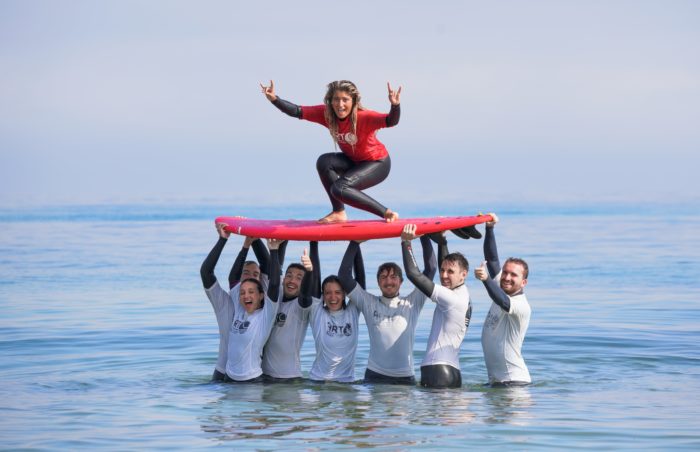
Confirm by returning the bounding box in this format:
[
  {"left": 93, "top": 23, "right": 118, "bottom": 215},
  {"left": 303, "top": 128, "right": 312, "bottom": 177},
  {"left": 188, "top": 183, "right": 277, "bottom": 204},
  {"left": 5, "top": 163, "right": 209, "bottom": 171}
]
[{"left": 316, "top": 153, "right": 335, "bottom": 172}]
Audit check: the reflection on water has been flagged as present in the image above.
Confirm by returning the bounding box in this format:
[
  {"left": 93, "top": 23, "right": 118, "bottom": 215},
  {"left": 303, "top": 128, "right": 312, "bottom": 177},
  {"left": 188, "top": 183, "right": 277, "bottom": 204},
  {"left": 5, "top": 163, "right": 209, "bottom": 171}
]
[
  {"left": 199, "top": 381, "right": 495, "bottom": 447},
  {"left": 480, "top": 385, "right": 534, "bottom": 426}
]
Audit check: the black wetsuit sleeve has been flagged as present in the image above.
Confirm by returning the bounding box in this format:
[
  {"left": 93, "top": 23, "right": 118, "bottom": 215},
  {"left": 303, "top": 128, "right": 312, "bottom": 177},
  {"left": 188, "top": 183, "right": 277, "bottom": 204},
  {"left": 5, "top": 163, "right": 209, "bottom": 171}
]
[
  {"left": 310, "top": 241, "right": 321, "bottom": 298},
  {"left": 482, "top": 276, "right": 511, "bottom": 312},
  {"left": 271, "top": 97, "right": 302, "bottom": 119},
  {"left": 338, "top": 241, "right": 360, "bottom": 294},
  {"left": 251, "top": 239, "right": 270, "bottom": 276},
  {"left": 386, "top": 104, "right": 400, "bottom": 127},
  {"left": 298, "top": 267, "right": 314, "bottom": 308},
  {"left": 420, "top": 235, "right": 437, "bottom": 279},
  {"left": 402, "top": 240, "right": 435, "bottom": 297},
  {"left": 228, "top": 244, "right": 250, "bottom": 288},
  {"left": 201, "top": 237, "right": 227, "bottom": 290},
  {"left": 484, "top": 226, "right": 501, "bottom": 279},
  {"left": 277, "top": 240, "right": 288, "bottom": 273},
  {"left": 438, "top": 240, "right": 448, "bottom": 269},
  {"left": 267, "top": 249, "right": 281, "bottom": 302},
  {"left": 354, "top": 243, "right": 366, "bottom": 290}
]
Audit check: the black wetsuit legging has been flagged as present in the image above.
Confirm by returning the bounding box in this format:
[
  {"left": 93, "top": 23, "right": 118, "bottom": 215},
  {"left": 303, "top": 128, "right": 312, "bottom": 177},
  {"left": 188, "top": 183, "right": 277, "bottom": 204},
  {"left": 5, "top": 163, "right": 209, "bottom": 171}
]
[
  {"left": 317, "top": 153, "right": 391, "bottom": 217},
  {"left": 420, "top": 364, "right": 462, "bottom": 389},
  {"left": 271, "top": 96, "right": 399, "bottom": 218}
]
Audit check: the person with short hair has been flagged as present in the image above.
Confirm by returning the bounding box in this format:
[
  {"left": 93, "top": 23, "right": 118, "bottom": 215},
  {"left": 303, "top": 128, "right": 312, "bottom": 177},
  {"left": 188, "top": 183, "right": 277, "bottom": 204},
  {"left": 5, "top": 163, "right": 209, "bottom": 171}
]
[
  {"left": 401, "top": 224, "right": 472, "bottom": 389},
  {"left": 337, "top": 236, "right": 437, "bottom": 385},
  {"left": 262, "top": 242, "right": 317, "bottom": 382},
  {"left": 474, "top": 213, "right": 531, "bottom": 386},
  {"left": 227, "top": 235, "right": 270, "bottom": 289}
]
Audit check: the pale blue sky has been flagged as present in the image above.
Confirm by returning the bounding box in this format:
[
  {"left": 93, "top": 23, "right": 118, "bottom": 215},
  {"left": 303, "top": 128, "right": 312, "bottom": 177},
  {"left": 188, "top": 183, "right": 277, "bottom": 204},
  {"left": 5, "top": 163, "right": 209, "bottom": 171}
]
[{"left": 1, "top": 0, "right": 698, "bottom": 207}]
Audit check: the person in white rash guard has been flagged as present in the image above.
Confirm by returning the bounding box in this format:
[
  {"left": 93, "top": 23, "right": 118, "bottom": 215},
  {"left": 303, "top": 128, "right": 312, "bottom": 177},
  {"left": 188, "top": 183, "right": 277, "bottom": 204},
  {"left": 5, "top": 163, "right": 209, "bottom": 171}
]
[
  {"left": 337, "top": 235, "right": 436, "bottom": 385},
  {"left": 202, "top": 235, "right": 270, "bottom": 382},
  {"left": 298, "top": 244, "right": 365, "bottom": 383},
  {"left": 205, "top": 235, "right": 270, "bottom": 381},
  {"left": 474, "top": 213, "right": 531, "bottom": 386},
  {"left": 261, "top": 241, "right": 316, "bottom": 382},
  {"left": 200, "top": 223, "right": 282, "bottom": 383},
  {"left": 401, "top": 224, "right": 473, "bottom": 389},
  {"left": 227, "top": 235, "right": 271, "bottom": 289}
]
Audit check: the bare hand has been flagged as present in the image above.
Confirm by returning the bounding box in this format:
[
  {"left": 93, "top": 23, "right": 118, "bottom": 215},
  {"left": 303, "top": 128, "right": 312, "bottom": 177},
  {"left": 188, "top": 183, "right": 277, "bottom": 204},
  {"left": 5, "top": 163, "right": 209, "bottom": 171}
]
[
  {"left": 267, "top": 238, "right": 285, "bottom": 250},
  {"left": 401, "top": 223, "right": 418, "bottom": 241},
  {"left": 243, "top": 236, "right": 255, "bottom": 248},
  {"left": 216, "top": 222, "right": 230, "bottom": 239},
  {"left": 486, "top": 212, "right": 499, "bottom": 227},
  {"left": 260, "top": 80, "right": 277, "bottom": 101},
  {"left": 387, "top": 82, "right": 402, "bottom": 105},
  {"left": 300, "top": 248, "right": 313, "bottom": 272},
  {"left": 474, "top": 261, "right": 488, "bottom": 281}
]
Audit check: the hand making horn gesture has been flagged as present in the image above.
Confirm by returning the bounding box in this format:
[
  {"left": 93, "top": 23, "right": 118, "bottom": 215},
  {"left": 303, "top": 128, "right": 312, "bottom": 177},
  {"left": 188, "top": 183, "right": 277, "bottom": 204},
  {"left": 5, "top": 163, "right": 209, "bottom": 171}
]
[{"left": 387, "top": 82, "right": 402, "bottom": 105}]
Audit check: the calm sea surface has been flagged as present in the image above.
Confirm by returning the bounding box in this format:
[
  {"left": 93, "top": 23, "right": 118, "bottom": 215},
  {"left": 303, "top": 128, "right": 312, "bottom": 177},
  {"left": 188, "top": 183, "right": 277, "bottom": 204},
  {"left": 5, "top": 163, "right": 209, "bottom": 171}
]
[{"left": 1, "top": 202, "right": 699, "bottom": 450}]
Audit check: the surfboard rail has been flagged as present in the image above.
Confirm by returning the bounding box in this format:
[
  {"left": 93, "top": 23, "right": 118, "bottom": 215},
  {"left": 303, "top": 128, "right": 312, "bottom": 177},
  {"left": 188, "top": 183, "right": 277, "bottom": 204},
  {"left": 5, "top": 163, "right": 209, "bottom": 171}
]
[{"left": 215, "top": 214, "right": 492, "bottom": 241}]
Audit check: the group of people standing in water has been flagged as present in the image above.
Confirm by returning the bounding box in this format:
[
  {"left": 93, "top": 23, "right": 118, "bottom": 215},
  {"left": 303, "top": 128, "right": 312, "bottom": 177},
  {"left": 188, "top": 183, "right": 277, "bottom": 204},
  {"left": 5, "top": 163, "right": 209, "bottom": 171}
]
[{"left": 199, "top": 80, "right": 531, "bottom": 388}]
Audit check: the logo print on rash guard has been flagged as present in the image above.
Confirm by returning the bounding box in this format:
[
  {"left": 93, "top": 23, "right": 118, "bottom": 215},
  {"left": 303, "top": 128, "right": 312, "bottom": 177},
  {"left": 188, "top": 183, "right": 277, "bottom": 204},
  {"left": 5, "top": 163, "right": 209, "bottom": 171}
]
[
  {"left": 484, "top": 310, "right": 498, "bottom": 330},
  {"left": 275, "top": 312, "right": 287, "bottom": 327},
  {"left": 232, "top": 319, "right": 251, "bottom": 334},
  {"left": 326, "top": 317, "right": 353, "bottom": 337},
  {"left": 336, "top": 132, "right": 358, "bottom": 146},
  {"left": 464, "top": 304, "right": 472, "bottom": 328},
  {"left": 373, "top": 310, "right": 399, "bottom": 324}
]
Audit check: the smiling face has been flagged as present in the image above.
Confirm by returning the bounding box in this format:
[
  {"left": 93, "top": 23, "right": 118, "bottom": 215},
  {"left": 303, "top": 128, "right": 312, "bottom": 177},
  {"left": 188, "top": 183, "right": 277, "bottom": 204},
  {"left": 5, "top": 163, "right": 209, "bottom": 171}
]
[
  {"left": 439, "top": 260, "right": 467, "bottom": 289},
  {"left": 322, "top": 280, "right": 345, "bottom": 312},
  {"left": 331, "top": 90, "right": 353, "bottom": 119},
  {"left": 499, "top": 261, "right": 527, "bottom": 296},
  {"left": 239, "top": 280, "right": 264, "bottom": 314},
  {"left": 283, "top": 266, "right": 305, "bottom": 298},
  {"left": 377, "top": 268, "right": 402, "bottom": 298}
]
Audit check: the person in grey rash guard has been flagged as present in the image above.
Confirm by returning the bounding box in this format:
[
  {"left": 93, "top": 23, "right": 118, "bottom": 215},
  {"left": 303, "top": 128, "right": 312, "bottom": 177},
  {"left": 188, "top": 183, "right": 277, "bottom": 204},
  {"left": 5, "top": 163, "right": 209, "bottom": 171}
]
[{"left": 337, "top": 236, "right": 436, "bottom": 385}]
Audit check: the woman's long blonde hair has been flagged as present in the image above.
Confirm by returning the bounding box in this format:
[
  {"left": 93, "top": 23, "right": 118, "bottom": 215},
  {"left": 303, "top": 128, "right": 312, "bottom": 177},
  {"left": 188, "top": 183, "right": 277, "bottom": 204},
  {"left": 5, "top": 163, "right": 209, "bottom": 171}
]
[{"left": 323, "top": 80, "right": 364, "bottom": 149}]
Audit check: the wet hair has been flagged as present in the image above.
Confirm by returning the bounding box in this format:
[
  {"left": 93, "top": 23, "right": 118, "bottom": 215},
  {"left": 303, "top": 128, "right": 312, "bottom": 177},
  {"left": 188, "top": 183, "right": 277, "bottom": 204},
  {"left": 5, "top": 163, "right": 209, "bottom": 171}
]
[
  {"left": 285, "top": 263, "right": 306, "bottom": 275},
  {"left": 240, "top": 277, "right": 265, "bottom": 308},
  {"left": 443, "top": 252, "right": 469, "bottom": 273},
  {"left": 376, "top": 262, "right": 403, "bottom": 282},
  {"left": 323, "top": 80, "right": 364, "bottom": 149},
  {"left": 321, "top": 274, "right": 347, "bottom": 310},
  {"left": 504, "top": 257, "right": 529, "bottom": 279}
]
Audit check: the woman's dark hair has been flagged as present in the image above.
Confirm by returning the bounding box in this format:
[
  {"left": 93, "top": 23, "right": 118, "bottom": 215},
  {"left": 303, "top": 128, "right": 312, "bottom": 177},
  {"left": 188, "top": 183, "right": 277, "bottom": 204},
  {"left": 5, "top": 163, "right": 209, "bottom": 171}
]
[
  {"left": 240, "top": 277, "right": 265, "bottom": 308},
  {"left": 321, "top": 274, "right": 347, "bottom": 310}
]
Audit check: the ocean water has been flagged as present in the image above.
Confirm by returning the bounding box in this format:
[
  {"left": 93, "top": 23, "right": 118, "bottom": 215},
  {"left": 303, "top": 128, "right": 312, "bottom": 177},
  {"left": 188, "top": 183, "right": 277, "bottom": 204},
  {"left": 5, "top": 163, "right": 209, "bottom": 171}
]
[{"left": 1, "top": 202, "right": 699, "bottom": 450}]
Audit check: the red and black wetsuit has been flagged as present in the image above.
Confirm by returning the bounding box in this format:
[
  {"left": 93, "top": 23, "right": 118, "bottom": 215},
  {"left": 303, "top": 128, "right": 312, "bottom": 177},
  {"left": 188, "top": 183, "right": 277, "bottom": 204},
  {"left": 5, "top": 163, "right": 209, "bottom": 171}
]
[{"left": 271, "top": 97, "right": 400, "bottom": 218}]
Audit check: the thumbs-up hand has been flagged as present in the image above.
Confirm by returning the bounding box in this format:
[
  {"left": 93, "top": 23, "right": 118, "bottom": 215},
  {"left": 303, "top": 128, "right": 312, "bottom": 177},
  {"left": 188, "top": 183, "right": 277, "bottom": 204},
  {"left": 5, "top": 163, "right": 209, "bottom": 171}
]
[
  {"left": 474, "top": 261, "right": 488, "bottom": 281},
  {"left": 301, "top": 248, "right": 313, "bottom": 272}
]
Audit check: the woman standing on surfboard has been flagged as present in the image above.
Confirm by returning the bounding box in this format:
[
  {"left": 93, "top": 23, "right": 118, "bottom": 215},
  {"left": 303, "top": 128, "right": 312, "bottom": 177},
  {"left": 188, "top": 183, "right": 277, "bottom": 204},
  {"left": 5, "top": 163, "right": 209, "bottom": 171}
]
[{"left": 261, "top": 80, "right": 401, "bottom": 224}]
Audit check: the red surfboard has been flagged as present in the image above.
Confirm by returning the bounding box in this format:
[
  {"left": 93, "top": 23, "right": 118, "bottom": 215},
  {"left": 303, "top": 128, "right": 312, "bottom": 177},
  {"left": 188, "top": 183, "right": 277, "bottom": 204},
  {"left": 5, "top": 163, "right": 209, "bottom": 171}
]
[{"left": 215, "top": 214, "right": 492, "bottom": 241}]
